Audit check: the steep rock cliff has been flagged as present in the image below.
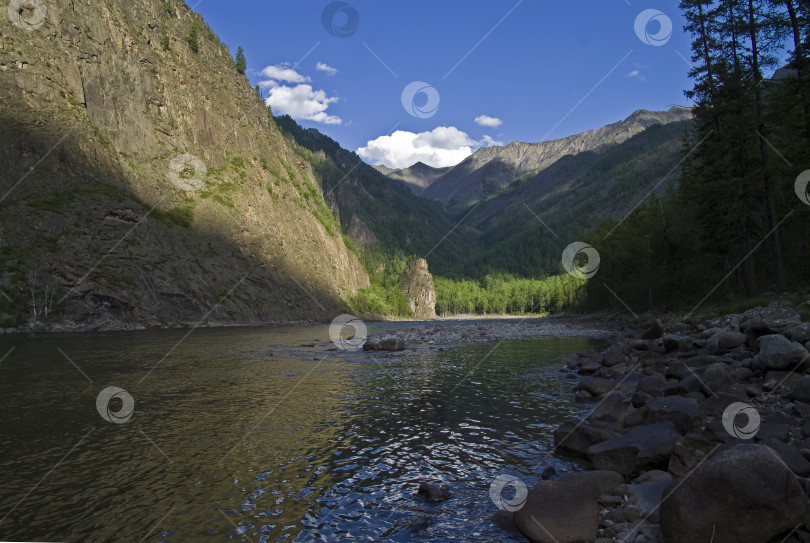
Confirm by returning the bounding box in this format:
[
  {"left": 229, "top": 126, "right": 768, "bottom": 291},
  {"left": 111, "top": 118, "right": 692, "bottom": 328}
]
[
  {"left": 0, "top": 0, "right": 368, "bottom": 330},
  {"left": 399, "top": 258, "right": 436, "bottom": 319}
]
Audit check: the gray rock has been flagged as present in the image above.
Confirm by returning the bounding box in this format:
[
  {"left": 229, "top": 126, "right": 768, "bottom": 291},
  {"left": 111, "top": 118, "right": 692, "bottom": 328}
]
[
  {"left": 558, "top": 470, "right": 624, "bottom": 499},
  {"left": 660, "top": 444, "right": 808, "bottom": 543},
  {"left": 590, "top": 393, "right": 626, "bottom": 425},
  {"left": 362, "top": 339, "right": 380, "bottom": 351},
  {"left": 792, "top": 376, "right": 810, "bottom": 404},
  {"left": 668, "top": 440, "right": 698, "bottom": 476},
  {"left": 647, "top": 396, "right": 699, "bottom": 433},
  {"left": 786, "top": 323, "right": 810, "bottom": 344},
  {"left": 742, "top": 305, "right": 802, "bottom": 334},
  {"left": 553, "top": 422, "right": 618, "bottom": 459},
  {"left": 758, "top": 334, "right": 808, "bottom": 370},
  {"left": 637, "top": 375, "right": 667, "bottom": 398},
  {"left": 579, "top": 360, "right": 602, "bottom": 374},
  {"left": 762, "top": 438, "right": 810, "bottom": 476},
  {"left": 641, "top": 321, "right": 664, "bottom": 340},
  {"left": 707, "top": 330, "right": 748, "bottom": 351},
  {"left": 513, "top": 481, "right": 599, "bottom": 543},
  {"left": 626, "top": 479, "right": 670, "bottom": 523},
  {"left": 379, "top": 336, "right": 405, "bottom": 351},
  {"left": 577, "top": 377, "right": 616, "bottom": 397},
  {"left": 587, "top": 422, "right": 681, "bottom": 476},
  {"left": 756, "top": 423, "right": 789, "bottom": 442},
  {"left": 662, "top": 334, "right": 690, "bottom": 352},
  {"left": 602, "top": 345, "right": 626, "bottom": 367},
  {"left": 699, "top": 362, "right": 733, "bottom": 395}
]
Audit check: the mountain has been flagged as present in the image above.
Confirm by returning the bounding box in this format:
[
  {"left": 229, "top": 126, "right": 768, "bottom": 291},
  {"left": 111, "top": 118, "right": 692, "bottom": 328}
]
[
  {"left": 371, "top": 162, "right": 452, "bottom": 193},
  {"left": 273, "top": 117, "right": 460, "bottom": 272},
  {"left": 440, "top": 119, "right": 694, "bottom": 279},
  {"left": 0, "top": 0, "right": 367, "bottom": 330},
  {"left": 421, "top": 107, "right": 693, "bottom": 206}
]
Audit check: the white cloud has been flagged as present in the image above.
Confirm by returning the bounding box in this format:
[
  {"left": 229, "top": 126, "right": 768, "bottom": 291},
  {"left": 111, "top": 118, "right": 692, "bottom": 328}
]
[
  {"left": 626, "top": 69, "right": 645, "bottom": 82},
  {"left": 357, "top": 126, "right": 501, "bottom": 169},
  {"left": 316, "top": 62, "right": 337, "bottom": 76},
  {"left": 259, "top": 63, "right": 342, "bottom": 125},
  {"left": 260, "top": 64, "right": 310, "bottom": 83},
  {"left": 475, "top": 115, "right": 503, "bottom": 128},
  {"left": 479, "top": 134, "right": 504, "bottom": 147}
]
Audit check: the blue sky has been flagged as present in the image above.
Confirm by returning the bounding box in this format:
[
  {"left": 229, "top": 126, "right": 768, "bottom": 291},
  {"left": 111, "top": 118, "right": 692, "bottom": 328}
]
[{"left": 194, "top": 1, "right": 695, "bottom": 168}]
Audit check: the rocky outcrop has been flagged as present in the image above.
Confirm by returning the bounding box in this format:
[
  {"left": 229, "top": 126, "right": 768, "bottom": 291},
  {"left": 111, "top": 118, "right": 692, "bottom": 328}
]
[
  {"left": 0, "top": 0, "right": 368, "bottom": 331},
  {"left": 400, "top": 258, "right": 437, "bottom": 319}
]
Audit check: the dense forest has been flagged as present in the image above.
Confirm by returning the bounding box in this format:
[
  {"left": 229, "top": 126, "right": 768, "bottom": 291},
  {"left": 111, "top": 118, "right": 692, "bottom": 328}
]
[{"left": 585, "top": 0, "right": 810, "bottom": 313}]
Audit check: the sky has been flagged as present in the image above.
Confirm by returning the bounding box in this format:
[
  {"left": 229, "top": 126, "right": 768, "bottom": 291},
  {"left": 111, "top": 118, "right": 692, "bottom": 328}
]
[{"left": 194, "top": 1, "right": 696, "bottom": 169}]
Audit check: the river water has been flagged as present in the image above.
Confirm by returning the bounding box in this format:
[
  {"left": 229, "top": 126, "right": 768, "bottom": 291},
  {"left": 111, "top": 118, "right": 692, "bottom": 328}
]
[{"left": 0, "top": 321, "right": 604, "bottom": 542}]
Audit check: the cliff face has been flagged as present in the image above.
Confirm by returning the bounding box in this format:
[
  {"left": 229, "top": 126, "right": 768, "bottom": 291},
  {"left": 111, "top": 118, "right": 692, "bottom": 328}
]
[
  {"left": 400, "top": 259, "right": 436, "bottom": 319},
  {"left": 0, "top": 0, "right": 368, "bottom": 330}
]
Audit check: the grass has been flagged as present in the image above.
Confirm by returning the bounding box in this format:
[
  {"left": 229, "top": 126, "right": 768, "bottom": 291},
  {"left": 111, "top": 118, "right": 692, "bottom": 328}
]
[{"left": 153, "top": 204, "right": 194, "bottom": 228}]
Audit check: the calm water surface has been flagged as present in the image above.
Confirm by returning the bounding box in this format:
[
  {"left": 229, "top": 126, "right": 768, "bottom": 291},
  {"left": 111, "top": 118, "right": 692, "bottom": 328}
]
[{"left": 0, "top": 321, "right": 604, "bottom": 542}]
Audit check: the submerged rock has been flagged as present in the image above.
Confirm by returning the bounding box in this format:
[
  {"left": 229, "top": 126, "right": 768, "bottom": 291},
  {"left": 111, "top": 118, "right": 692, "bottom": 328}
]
[{"left": 415, "top": 482, "right": 451, "bottom": 503}]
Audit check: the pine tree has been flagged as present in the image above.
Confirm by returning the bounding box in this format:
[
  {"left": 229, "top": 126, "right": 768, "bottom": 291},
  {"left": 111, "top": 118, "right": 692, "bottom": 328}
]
[
  {"left": 186, "top": 21, "right": 199, "bottom": 53},
  {"left": 235, "top": 46, "right": 246, "bottom": 74}
]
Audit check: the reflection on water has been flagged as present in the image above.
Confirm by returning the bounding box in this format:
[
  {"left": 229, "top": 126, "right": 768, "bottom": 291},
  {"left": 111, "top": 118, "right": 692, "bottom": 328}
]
[{"left": 0, "top": 323, "right": 603, "bottom": 542}]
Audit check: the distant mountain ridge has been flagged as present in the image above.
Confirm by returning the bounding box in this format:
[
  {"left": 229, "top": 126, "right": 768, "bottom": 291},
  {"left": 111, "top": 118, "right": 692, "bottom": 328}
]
[
  {"left": 376, "top": 107, "right": 692, "bottom": 206},
  {"left": 371, "top": 162, "right": 452, "bottom": 193}
]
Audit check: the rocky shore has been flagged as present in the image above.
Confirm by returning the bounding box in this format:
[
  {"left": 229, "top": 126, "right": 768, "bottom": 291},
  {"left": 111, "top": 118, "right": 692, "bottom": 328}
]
[{"left": 501, "top": 301, "right": 810, "bottom": 543}]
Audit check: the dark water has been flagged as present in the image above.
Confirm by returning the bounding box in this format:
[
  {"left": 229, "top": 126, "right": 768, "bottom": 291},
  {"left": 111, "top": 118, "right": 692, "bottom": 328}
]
[{"left": 0, "top": 322, "right": 603, "bottom": 542}]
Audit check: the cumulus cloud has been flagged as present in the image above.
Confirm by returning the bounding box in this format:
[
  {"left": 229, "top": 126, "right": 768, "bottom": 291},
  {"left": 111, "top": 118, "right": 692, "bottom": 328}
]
[
  {"left": 475, "top": 115, "right": 503, "bottom": 128},
  {"left": 259, "top": 63, "right": 342, "bottom": 125},
  {"left": 315, "top": 62, "right": 337, "bottom": 76},
  {"left": 260, "top": 64, "right": 310, "bottom": 83},
  {"left": 357, "top": 126, "right": 502, "bottom": 169}
]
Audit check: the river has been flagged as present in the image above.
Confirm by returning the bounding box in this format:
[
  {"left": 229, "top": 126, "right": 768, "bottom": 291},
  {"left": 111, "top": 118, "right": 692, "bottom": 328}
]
[{"left": 0, "top": 321, "right": 605, "bottom": 542}]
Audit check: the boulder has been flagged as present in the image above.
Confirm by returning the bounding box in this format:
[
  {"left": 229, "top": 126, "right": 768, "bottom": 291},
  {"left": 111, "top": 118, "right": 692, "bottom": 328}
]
[
  {"left": 707, "top": 330, "right": 748, "bottom": 351},
  {"left": 762, "top": 438, "right": 810, "bottom": 476},
  {"left": 660, "top": 444, "right": 808, "bottom": 543},
  {"left": 637, "top": 375, "right": 667, "bottom": 398},
  {"left": 601, "top": 345, "right": 626, "bottom": 367},
  {"left": 641, "top": 321, "right": 664, "bottom": 340},
  {"left": 792, "top": 376, "right": 810, "bottom": 404},
  {"left": 742, "top": 304, "right": 802, "bottom": 334},
  {"left": 662, "top": 334, "right": 690, "bottom": 352},
  {"left": 589, "top": 393, "right": 625, "bottom": 425},
  {"left": 647, "top": 396, "right": 699, "bottom": 433},
  {"left": 379, "top": 336, "right": 405, "bottom": 351},
  {"left": 362, "top": 340, "right": 380, "bottom": 351},
  {"left": 758, "top": 334, "right": 808, "bottom": 370},
  {"left": 786, "top": 323, "right": 810, "bottom": 344},
  {"left": 626, "top": 479, "right": 671, "bottom": 523},
  {"left": 558, "top": 470, "right": 624, "bottom": 500},
  {"left": 699, "top": 362, "right": 733, "bottom": 395},
  {"left": 553, "top": 422, "right": 618, "bottom": 459},
  {"left": 576, "top": 377, "right": 616, "bottom": 397},
  {"left": 513, "top": 481, "right": 599, "bottom": 543},
  {"left": 587, "top": 422, "right": 681, "bottom": 476}
]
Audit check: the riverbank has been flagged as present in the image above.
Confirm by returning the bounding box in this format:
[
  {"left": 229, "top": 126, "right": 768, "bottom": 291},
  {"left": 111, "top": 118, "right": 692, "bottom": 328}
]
[
  {"left": 500, "top": 300, "right": 810, "bottom": 543},
  {"left": 363, "top": 314, "right": 620, "bottom": 350}
]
